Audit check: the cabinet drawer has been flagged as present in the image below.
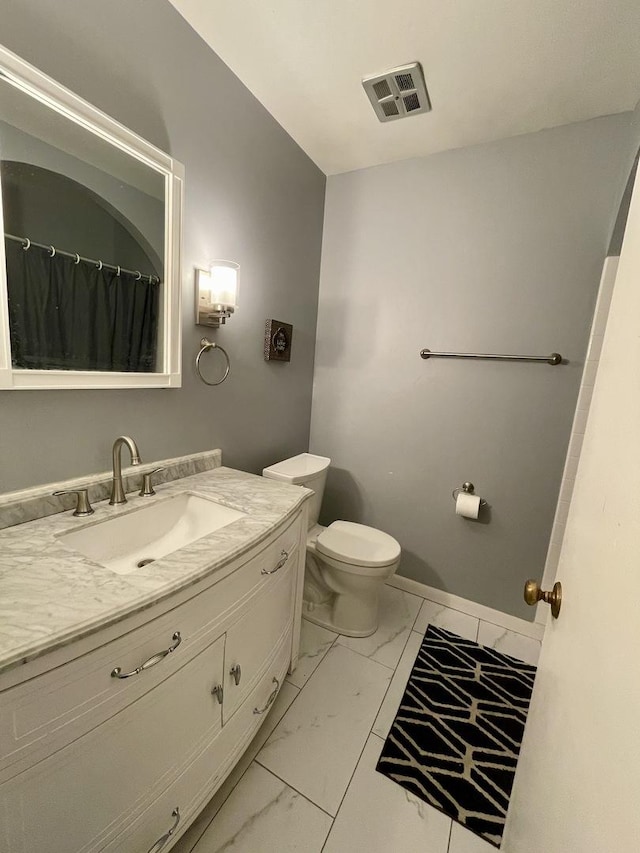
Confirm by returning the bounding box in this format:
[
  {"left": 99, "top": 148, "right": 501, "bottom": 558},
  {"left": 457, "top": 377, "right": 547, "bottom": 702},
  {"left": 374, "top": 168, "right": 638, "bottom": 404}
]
[
  {"left": 107, "top": 629, "right": 293, "bottom": 853},
  {"left": 0, "top": 512, "right": 302, "bottom": 779},
  {"left": 224, "top": 553, "right": 295, "bottom": 722},
  {"left": 0, "top": 634, "right": 225, "bottom": 853}
]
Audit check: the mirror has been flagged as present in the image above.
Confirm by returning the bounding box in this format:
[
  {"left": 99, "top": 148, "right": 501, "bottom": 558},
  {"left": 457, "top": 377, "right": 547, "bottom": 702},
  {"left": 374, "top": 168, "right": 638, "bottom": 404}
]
[{"left": 0, "top": 45, "right": 183, "bottom": 389}]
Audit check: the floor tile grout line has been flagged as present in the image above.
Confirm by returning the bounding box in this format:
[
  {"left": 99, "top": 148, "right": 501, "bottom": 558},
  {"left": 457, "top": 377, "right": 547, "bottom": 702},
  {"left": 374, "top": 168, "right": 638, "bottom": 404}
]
[
  {"left": 183, "top": 825, "right": 204, "bottom": 853},
  {"left": 368, "top": 626, "right": 417, "bottom": 738},
  {"left": 400, "top": 589, "right": 427, "bottom": 631},
  {"left": 189, "top": 607, "right": 431, "bottom": 851},
  {"left": 446, "top": 816, "right": 454, "bottom": 852},
  {"left": 368, "top": 731, "right": 458, "bottom": 853},
  {"left": 298, "top": 590, "right": 420, "bottom": 679},
  {"left": 193, "top": 604, "right": 518, "bottom": 853},
  {"left": 319, "top": 727, "right": 379, "bottom": 853},
  {"left": 410, "top": 598, "right": 423, "bottom": 632},
  {"left": 319, "top": 601, "right": 423, "bottom": 849},
  {"left": 399, "top": 582, "right": 542, "bottom": 640},
  {"left": 186, "top": 686, "right": 303, "bottom": 852},
  {"left": 477, "top": 617, "right": 544, "bottom": 643},
  {"left": 263, "top": 614, "right": 414, "bottom": 850},
  {"left": 253, "top": 757, "right": 336, "bottom": 821},
  {"left": 263, "top": 627, "right": 401, "bottom": 833},
  {"left": 332, "top": 640, "right": 397, "bottom": 671},
  {"left": 182, "top": 777, "right": 238, "bottom": 853},
  {"left": 284, "top": 633, "right": 342, "bottom": 693},
  {"left": 184, "top": 785, "right": 233, "bottom": 853}
]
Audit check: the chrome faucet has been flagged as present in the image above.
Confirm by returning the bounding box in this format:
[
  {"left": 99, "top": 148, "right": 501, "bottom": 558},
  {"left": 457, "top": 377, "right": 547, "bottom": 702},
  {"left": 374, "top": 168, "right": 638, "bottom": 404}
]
[{"left": 109, "top": 436, "right": 141, "bottom": 505}]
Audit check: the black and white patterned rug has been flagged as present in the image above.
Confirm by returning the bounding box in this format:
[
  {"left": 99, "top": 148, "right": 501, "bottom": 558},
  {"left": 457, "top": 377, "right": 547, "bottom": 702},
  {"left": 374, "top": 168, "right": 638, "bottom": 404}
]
[{"left": 376, "top": 625, "right": 536, "bottom": 848}]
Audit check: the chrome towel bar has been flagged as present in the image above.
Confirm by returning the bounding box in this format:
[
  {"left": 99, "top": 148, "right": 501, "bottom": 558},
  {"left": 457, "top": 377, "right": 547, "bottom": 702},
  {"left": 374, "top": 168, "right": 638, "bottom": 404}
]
[{"left": 420, "top": 349, "right": 562, "bottom": 365}]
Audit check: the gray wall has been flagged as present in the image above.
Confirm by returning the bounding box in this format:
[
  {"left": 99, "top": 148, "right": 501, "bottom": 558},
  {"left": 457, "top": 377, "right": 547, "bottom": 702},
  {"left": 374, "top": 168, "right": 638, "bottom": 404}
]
[
  {"left": 609, "top": 100, "right": 640, "bottom": 254},
  {"left": 2, "top": 162, "right": 159, "bottom": 274},
  {"left": 310, "top": 115, "right": 637, "bottom": 619},
  {"left": 0, "top": 120, "right": 165, "bottom": 270},
  {"left": 0, "top": 0, "right": 325, "bottom": 492}
]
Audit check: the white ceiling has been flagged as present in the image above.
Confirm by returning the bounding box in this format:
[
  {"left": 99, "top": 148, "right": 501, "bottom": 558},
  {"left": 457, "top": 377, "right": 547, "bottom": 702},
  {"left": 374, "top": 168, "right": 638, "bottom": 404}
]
[{"left": 170, "top": 0, "right": 640, "bottom": 175}]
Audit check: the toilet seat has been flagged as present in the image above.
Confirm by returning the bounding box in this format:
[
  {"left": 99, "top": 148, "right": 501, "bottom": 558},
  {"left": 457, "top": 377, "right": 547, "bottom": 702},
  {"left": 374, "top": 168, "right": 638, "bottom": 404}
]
[{"left": 316, "top": 521, "right": 400, "bottom": 572}]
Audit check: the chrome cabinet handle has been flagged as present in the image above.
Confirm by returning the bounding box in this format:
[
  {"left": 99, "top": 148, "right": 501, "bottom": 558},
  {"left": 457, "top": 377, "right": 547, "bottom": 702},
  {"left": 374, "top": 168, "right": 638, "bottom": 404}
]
[
  {"left": 212, "top": 684, "right": 224, "bottom": 704},
  {"left": 230, "top": 663, "right": 242, "bottom": 685},
  {"left": 147, "top": 807, "right": 180, "bottom": 853},
  {"left": 261, "top": 550, "right": 289, "bottom": 576},
  {"left": 111, "top": 632, "right": 182, "bottom": 679},
  {"left": 253, "top": 677, "right": 280, "bottom": 715}
]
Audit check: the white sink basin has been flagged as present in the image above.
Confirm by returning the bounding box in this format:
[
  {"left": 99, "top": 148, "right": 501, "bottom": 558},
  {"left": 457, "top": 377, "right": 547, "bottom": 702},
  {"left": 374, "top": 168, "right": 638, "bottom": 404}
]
[{"left": 59, "top": 492, "right": 246, "bottom": 575}]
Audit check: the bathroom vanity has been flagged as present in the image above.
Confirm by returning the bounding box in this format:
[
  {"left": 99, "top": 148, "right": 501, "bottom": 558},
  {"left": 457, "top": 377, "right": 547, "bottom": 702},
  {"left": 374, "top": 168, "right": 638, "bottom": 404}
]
[{"left": 0, "top": 462, "right": 309, "bottom": 852}]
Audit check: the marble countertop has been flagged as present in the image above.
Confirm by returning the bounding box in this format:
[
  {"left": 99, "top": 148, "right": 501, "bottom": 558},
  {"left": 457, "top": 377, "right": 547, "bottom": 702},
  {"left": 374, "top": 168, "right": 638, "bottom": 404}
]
[{"left": 0, "top": 467, "right": 310, "bottom": 676}]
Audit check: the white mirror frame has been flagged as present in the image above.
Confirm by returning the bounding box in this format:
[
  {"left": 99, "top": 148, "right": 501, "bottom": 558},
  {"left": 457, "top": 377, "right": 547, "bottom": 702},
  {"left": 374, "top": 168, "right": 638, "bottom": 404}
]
[{"left": 0, "top": 45, "right": 183, "bottom": 390}]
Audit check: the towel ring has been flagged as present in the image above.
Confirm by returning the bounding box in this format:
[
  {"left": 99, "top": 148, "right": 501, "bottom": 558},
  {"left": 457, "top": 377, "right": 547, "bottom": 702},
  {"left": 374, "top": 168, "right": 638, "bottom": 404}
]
[{"left": 195, "top": 337, "right": 230, "bottom": 386}]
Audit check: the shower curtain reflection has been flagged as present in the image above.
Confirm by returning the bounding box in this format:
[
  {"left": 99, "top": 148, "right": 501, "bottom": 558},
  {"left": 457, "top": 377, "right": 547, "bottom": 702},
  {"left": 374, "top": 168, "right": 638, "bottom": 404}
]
[{"left": 6, "top": 239, "right": 159, "bottom": 372}]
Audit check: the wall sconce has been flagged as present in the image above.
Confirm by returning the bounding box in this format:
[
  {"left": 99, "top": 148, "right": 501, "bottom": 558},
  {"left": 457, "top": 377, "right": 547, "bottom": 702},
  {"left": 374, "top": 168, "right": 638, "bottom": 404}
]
[{"left": 195, "top": 260, "right": 239, "bottom": 327}]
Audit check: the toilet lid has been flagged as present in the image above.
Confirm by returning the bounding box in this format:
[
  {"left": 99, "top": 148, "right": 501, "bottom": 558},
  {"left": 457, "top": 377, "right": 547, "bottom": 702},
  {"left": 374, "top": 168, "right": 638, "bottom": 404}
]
[{"left": 316, "top": 521, "right": 401, "bottom": 567}]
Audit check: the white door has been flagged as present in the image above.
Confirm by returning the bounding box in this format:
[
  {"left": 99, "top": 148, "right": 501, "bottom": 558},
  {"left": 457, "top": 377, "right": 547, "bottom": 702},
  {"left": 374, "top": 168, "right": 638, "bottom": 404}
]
[{"left": 503, "top": 171, "right": 640, "bottom": 851}]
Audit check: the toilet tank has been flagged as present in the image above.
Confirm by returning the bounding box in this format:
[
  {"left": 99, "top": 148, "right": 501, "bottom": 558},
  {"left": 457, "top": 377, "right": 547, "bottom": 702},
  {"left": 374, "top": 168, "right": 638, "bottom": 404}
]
[{"left": 262, "top": 453, "right": 331, "bottom": 529}]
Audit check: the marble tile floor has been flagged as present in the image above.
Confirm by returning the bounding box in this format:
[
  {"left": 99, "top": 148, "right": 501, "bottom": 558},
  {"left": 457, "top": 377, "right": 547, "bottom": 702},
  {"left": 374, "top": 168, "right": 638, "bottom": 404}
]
[{"left": 174, "top": 584, "right": 541, "bottom": 853}]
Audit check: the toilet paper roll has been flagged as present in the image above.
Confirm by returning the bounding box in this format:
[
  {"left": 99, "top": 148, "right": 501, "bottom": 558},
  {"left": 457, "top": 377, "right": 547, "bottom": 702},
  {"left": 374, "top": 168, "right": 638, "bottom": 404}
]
[{"left": 455, "top": 492, "right": 481, "bottom": 519}]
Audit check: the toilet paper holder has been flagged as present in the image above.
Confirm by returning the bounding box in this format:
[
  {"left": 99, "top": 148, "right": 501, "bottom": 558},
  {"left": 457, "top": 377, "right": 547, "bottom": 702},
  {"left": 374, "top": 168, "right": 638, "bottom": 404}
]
[{"left": 452, "top": 482, "right": 487, "bottom": 507}]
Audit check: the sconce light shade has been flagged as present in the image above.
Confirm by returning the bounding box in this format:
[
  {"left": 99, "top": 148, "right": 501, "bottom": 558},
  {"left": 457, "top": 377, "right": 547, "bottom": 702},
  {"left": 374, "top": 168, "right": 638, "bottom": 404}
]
[{"left": 195, "top": 260, "right": 239, "bottom": 327}]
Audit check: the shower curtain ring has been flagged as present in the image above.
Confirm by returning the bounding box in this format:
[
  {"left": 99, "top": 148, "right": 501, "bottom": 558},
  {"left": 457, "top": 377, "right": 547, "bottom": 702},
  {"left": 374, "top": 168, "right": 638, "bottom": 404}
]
[
  {"left": 116, "top": 265, "right": 121, "bottom": 276},
  {"left": 48, "top": 245, "right": 56, "bottom": 257},
  {"left": 74, "top": 253, "right": 81, "bottom": 264},
  {"left": 134, "top": 270, "right": 142, "bottom": 280},
  {"left": 22, "top": 238, "right": 30, "bottom": 251},
  {"left": 96, "top": 260, "right": 103, "bottom": 270}
]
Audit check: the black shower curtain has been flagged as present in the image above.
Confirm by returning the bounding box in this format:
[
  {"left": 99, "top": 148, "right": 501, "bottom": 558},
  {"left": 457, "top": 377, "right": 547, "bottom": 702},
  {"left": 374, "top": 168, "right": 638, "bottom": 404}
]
[{"left": 5, "top": 240, "right": 159, "bottom": 372}]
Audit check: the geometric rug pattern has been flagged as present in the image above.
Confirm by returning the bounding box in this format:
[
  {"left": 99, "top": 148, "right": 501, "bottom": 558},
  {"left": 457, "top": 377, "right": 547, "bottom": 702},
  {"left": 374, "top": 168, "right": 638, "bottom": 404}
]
[{"left": 376, "top": 625, "right": 537, "bottom": 848}]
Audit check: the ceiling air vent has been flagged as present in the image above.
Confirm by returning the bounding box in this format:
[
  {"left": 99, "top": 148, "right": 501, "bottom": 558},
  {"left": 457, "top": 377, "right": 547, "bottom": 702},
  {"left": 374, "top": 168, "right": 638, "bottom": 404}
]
[{"left": 362, "top": 62, "right": 431, "bottom": 123}]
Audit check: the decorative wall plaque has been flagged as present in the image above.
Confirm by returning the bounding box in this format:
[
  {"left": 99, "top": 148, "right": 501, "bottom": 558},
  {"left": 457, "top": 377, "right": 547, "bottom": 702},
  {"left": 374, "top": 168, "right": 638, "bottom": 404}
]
[{"left": 264, "top": 319, "right": 293, "bottom": 362}]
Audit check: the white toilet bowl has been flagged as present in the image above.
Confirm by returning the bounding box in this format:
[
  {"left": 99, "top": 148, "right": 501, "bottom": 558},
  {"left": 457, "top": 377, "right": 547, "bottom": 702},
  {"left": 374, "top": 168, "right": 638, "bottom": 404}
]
[
  {"left": 304, "top": 521, "right": 400, "bottom": 636},
  {"left": 262, "top": 450, "right": 402, "bottom": 637}
]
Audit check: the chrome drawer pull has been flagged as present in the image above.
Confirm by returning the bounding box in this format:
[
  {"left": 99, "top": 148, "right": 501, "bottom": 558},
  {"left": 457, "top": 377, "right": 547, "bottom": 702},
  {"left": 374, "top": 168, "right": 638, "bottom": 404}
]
[
  {"left": 230, "top": 663, "right": 242, "bottom": 685},
  {"left": 261, "top": 550, "right": 289, "bottom": 575},
  {"left": 147, "top": 807, "right": 180, "bottom": 853},
  {"left": 111, "top": 632, "right": 182, "bottom": 679},
  {"left": 253, "top": 677, "right": 280, "bottom": 715}
]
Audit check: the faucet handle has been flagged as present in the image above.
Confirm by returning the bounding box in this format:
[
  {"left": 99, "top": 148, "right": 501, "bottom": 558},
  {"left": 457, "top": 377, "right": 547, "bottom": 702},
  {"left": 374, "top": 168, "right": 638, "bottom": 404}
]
[
  {"left": 53, "top": 489, "right": 95, "bottom": 517},
  {"left": 139, "top": 467, "right": 164, "bottom": 497}
]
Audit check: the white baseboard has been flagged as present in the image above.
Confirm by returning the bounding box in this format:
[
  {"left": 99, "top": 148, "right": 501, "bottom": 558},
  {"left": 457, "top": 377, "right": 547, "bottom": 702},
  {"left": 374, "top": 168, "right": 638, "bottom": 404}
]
[{"left": 387, "top": 575, "right": 545, "bottom": 641}]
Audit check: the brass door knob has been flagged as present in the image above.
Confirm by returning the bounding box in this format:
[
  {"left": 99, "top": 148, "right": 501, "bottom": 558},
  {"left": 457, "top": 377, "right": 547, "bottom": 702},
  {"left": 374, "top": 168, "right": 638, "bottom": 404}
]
[{"left": 524, "top": 579, "right": 562, "bottom": 619}]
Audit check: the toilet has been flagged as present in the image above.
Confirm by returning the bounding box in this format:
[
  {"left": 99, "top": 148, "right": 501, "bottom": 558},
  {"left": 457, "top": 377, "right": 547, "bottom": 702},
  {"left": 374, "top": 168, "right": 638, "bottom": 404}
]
[{"left": 262, "top": 453, "right": 401, "bottom": 637}]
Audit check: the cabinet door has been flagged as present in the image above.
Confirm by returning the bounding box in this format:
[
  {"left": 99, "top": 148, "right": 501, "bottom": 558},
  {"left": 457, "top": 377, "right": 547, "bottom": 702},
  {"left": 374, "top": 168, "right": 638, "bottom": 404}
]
[
  {"left": 0, "top": 635, "right": 225, "bottom": 853},
  {"left": 0, "top": 511, "right": 302, "bottom": 783},
  {"left": 223, "top": 554, "right": 295, "bottom": 722},
  {"left": 105, "top": 628, "right": 293, "bottom": 853}
]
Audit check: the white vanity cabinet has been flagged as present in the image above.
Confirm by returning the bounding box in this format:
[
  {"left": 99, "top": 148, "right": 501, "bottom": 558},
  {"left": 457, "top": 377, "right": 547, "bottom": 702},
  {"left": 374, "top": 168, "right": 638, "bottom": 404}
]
[{"left": 0, "top": 507, "right": 306, "bottom": 853}]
